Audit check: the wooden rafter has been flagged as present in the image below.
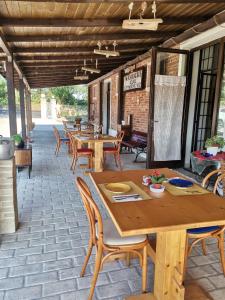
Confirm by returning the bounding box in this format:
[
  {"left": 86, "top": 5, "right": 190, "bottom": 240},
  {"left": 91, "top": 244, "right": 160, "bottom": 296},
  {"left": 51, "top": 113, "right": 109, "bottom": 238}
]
[
  {"left": 12, "top": 43, "right": 158, "bottom": 54},
  {"left": 6, "top": 31, "right": 181, "bottom": 42},
  {"left": 0, "top": 16, "right": 209, "bottom": 27},
  {"left": 3, "top": 0, "right": 225, "bottom": 3},
  {"left": 15, "top": 53, "right": 142, "bottom": 61}
]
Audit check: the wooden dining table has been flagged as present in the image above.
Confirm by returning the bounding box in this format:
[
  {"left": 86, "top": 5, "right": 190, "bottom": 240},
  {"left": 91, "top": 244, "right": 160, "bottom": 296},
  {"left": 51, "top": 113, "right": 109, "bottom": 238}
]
[
  {"left": 90, "top": 168, "right": 225, "bottom": 300},
  {"left": 75, "top": 134, "right": 120, "bottom": 172}
]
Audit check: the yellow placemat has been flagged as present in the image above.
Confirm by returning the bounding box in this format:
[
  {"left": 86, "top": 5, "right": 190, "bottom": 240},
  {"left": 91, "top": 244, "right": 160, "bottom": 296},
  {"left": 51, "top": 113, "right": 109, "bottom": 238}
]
[
  {"left": 163, "top": 181, "right": 210, "bottom": 196},
  {"left": 98, "top": 181, "right": 152, "bottom": 203}
]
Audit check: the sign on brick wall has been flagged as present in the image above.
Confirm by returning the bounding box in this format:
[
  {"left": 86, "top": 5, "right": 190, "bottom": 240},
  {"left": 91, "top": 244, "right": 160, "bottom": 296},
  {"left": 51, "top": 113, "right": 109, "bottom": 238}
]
[{"left": 123, "top": 67, "right": 146, "bottom": 92}]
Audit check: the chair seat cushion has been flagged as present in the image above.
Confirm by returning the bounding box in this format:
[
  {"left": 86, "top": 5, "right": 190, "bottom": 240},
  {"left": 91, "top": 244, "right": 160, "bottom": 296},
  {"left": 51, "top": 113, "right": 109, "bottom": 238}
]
[
  {"left": 77, "top": 148, "right": 93, "bottom": 154},
  {"left": 96, "top": 218, "right": 146, "bottom": 246},
  {"left": 103, "top": 147, "right": 117, "bottom": 152},
  {"left": 187, "top": 226, "right": 221, "bottom": 234}
]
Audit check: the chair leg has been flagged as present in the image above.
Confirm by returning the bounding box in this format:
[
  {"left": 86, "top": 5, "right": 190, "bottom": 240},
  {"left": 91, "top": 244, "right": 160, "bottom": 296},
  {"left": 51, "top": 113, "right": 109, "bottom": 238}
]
[
  {"left": 88, "top": 244, "right": 103, "bottom": 300},
  {"left": 113, "top": 153, "right": 118, "bottom": 167},
  {"left": 218, "top": 234, "right": 225, "bottom": 275},
  {"left": 126, "top": 253, "right": 130, "bottom": 267},
  {"left": 73, "top": 158, "right": 78, "bottom": 174},
  {"left": 117, "top": 153, "right": 122, "bottom": 171},
  {"left": 201, "top": 239, "right": 207, "bottom": 256},
  {"left": 80, "top": 240, "right": 93, "bottom": 277},
  {"left": 142, "top": 245, "right": 147, "bottom": 293},
  {"left": 70, "top": 155, "right": 75, "bottom": 170}
]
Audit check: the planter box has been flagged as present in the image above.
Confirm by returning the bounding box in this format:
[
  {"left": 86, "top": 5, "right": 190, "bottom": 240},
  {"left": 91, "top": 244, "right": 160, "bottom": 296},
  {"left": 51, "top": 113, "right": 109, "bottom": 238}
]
[{"left": 0, "top": 158, "right": 18, "bottom": 233}]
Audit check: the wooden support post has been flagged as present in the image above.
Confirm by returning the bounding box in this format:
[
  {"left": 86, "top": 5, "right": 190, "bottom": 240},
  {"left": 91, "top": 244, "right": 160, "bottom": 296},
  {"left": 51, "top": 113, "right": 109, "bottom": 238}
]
[
  {"left": 19, "top": 79, "right": 27, "bottom": 139},
  {"left": 6, "top": 58, "right": 17, "bottom": 136},
  {"left": 25, "top": 89, "right": 32, "bottom": 132}
]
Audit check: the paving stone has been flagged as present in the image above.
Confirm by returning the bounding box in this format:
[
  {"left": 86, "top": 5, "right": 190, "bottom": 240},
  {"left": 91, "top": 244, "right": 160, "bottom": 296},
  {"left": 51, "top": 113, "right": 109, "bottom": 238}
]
[
  {"left": 27, "top": 252, "right": 57, "bottom": 264},
  {"left": 5, "top": 285, "right": 42, "bottom": 300},
  {"left": 59, "top": 266, "right": 91, "bottom": 280},
  {"left": 61, "top": 289, "right": 97, "bottom": 300},
  {"left": 108, "top": 268, "right": 141, "bottom": 283},
  {"left": 25, "top": 271, "right": 58, "bottom": 286},
  {"left": 45, "top": 229, "right": 69, "bottom": 238},
  {"left": 30, "top": 225, "right": 54, "bottom": 233},
  {"left": 209, "top": 274, "right": 225, "bottom": 289},
  {"left": 96, "top": 281, "right": 132, "bottom": 299},
  {"left": 0, "top": 249, "right": 14, "bottom": 259},
  {"left": 188, "top": 265, "right": 218, "bottom": 279},
  {"left": 56, "top": 233, "right": 81, "bottom": 243},
  {"left": 9, "top": 263, "right": 43, "bottom": 277},
  {"left": 0, "top": 277, "right": 23, "bottom": 290},
  {"left": 15, "top": 246, "right": 43, "bottom": 256},
  {"left": 17, "top": 232, "right": 42, "bottom": 241},
  {"left": 29, "top": 237, "right": 55, "bottom": 247},
  {"left": 1, "top": 241, "right": 29, "bottom": 250},
  {"left": 44, "top": 258, "right": 73, "bottom": 271},
  {"left": 57, "top": 247, "right": 85, "bottom": 259},
  {"left": 43, "top": 279, "right": 76, "bottom": 296},
  {"left": 77, "top": 273, "right": 110, "bottom": 290},
  {"left": 209, "top": 288, "right": 225, "bottom": 300},
  {"left": 0, "top": 257, "right": 26, "bottom": 268},
  {"left": 45, "top": 242, "right": 71, "bottom": 253}
]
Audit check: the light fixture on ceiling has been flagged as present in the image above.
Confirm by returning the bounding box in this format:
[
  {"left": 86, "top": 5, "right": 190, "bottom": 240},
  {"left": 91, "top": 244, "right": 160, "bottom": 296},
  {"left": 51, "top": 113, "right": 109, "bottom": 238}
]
[
  {"left": 94, "top": 41, "right": 120, "bottom": 58},
  {"left": 122, "top": 1, "right": 163, "bottom": 31},
  {"left": 74, "top": 69, "right": 89, "bottom": 81},
  {"left": 82, "top": 59, "right": 101, "bottom": 74}
]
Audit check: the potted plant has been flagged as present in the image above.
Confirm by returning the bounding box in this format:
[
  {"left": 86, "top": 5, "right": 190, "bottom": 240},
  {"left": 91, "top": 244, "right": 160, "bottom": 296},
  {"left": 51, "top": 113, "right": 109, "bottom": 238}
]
[
  {"left": 0, "top": 136, "right": 14, "bottom": 160},
  {"left": 149, "top": 170, "right": 166, "bottom": 193},
  {"left": 205, "top": 135, "right": 225, "bottom": 156},
  {"left": 12, "top": 134, "right": 24, "bottom": 149}
]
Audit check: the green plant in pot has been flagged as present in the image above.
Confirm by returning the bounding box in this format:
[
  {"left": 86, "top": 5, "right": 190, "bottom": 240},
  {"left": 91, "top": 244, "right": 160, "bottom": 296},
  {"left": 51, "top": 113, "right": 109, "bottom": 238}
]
[
  {"left": 205, "top": 135, "right": 225, "bottom": 156},
  {"left": 12, "top": 134, "right": 24, "bottom": 149}
]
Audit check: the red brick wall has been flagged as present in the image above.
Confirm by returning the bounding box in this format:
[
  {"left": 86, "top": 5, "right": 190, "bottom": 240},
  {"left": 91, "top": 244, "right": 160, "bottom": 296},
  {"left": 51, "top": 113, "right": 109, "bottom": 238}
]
[
  {"left": 123, "top": 58, "right": 151, "bottom": 132},
  {"left": 89, "top": 82, "right": 100, "bottom": 124},
  {"left": 88, "top": 57, "right": 151, "bottom": 133}
]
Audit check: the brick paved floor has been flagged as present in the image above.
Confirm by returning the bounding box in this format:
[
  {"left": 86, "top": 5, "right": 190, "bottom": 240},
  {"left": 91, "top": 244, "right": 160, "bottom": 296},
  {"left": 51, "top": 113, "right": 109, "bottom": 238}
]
[{"left": 0, "top": 124, "right": 224, "bottom": 300}]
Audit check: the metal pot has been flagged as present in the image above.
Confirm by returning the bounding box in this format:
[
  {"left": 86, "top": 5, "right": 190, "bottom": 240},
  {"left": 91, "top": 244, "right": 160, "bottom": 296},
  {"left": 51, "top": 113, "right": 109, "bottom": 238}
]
[{"left": 0, "top": 138, "right": 14, "bottom": 160}]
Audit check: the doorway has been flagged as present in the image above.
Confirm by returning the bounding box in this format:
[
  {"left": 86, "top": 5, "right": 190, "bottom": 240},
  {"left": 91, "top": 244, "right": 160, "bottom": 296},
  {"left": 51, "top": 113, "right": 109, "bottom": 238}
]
[
  {"left": 147, "top": 47, "right": 190, "bottom": 168},
  {"left": 102, "top": 81, "right": 111, "bottom": 134},
  {"left": 192, "top": 43, "right": 220, "bottom": 151}
]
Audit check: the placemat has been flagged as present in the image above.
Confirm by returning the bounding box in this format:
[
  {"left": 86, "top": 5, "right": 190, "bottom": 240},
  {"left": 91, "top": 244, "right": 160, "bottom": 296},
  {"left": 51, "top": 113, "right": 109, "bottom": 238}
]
[
  {"left": 98, "top": 181, "right": 152, "bottom": 203},
  {"left": 163, "top": 181, "right": 210, "bottom": 196}
]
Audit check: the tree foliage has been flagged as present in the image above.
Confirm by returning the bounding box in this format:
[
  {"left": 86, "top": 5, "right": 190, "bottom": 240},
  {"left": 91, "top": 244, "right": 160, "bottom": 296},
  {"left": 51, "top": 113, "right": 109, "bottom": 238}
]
[{"left": 0, "top": 76, "right": 7, "bottom": 106}]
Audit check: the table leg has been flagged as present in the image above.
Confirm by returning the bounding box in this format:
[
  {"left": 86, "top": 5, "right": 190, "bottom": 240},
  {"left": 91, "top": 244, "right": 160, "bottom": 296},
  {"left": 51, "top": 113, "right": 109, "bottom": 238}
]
[
  {"left": 94, "top": 142, "right": 103, "bottom": 172},
  {"left": 126, "top": 229, "right": 186, "bottom": 300}
]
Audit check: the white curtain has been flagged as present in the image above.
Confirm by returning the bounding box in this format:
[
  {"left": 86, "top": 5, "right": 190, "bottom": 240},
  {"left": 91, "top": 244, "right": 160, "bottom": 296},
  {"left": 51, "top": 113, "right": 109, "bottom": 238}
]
[{"left": 154, "top": 75, "right": 186, "bottom": 161}]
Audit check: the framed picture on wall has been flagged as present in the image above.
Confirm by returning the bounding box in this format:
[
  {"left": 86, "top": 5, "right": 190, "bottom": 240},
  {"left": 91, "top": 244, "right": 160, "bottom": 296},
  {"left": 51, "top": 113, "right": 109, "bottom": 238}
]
[{"left": 123, "top": 67, "right": 146, "bottom": 92}]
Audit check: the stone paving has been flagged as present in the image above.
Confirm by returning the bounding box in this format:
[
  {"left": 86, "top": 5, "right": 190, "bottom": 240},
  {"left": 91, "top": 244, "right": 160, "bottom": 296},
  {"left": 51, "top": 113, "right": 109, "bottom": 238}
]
[{"left": 0, "top": 124, "right": 224, "bottom": 300}]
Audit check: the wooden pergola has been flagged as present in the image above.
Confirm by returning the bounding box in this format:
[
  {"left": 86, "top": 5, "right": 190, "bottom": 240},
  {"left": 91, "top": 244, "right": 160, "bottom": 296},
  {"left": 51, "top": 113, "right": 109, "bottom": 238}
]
[{"left": 1, "top": 0, "right": 225, "bottom": 136}]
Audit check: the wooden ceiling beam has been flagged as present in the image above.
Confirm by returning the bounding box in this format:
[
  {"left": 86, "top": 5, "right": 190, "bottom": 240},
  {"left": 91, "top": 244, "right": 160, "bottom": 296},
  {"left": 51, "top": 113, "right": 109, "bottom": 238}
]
[
  {"left": 0, "top": 16, "right": 208, "bottom": 27},
  {"left": 13, "top": 43, "right": 157, "bottom": 54},
  {"left": 20, "top": 60, "right": 129, "bottom": 67},
  {"left": 3, "top": 0, "right": 225, "bottom": 3},
  {"left": 0, "top": 34, "right": 30, "bottom": 89},
  {"left": 16, "top": 53, "right": 141, "bottom": 61},
  {"left": 6, "top": 31, "right": 180, "bottom": 42}
]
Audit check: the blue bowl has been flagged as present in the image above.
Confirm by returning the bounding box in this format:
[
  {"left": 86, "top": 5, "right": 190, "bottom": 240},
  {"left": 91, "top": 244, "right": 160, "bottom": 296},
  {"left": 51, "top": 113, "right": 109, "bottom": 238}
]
[{"left": 169, "top": 178, "right": 193, "bottom": 188}]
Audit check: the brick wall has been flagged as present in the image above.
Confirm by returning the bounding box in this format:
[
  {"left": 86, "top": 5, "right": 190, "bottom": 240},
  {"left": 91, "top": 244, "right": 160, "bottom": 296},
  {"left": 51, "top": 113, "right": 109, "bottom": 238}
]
[
  {"left": 89, "top": 82, "right": 100, "bottom": 125},
  {"left": 88, "top": 58, "right": 151, "bottom": 133}
]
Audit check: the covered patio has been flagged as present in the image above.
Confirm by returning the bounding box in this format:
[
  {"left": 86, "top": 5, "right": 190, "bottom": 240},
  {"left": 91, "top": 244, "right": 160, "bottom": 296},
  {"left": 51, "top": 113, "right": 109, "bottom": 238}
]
[
  {"left": 1, "top": 1, "right": 225, "bottom": 300},
  {"left": 1, "top": 124, "right": 222, "bottom": 300}
]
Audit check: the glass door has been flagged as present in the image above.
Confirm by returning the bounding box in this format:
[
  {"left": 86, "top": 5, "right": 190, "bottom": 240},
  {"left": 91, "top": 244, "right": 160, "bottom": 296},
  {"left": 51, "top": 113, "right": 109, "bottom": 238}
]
[
  {"left": 192, "top": 43, "right": 220, "bottom": 150},
  {"left": 147, "top": 47, "right": 190, "bottom": 168}
]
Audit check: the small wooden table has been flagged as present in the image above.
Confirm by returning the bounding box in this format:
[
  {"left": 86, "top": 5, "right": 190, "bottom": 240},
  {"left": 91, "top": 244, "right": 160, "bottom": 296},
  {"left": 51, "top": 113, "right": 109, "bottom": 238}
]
[
  {"left": 14, "top": 145, "right": 32, "bottom": 178},
  {"left": 75, "top": 134, "right": 119, "bottom": 172},
  {"left": 90, "top": 168, "right": 225, "bottom": 300}
]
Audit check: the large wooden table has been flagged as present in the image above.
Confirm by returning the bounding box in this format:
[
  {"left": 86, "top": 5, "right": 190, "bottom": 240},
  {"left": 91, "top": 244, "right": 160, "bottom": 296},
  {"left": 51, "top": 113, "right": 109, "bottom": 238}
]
[
  {"left": 75, "top": 134, "right": 119, "bottom": 172},
  {"left": 90, "top": 168, "right": 225, "bottom": 300}
]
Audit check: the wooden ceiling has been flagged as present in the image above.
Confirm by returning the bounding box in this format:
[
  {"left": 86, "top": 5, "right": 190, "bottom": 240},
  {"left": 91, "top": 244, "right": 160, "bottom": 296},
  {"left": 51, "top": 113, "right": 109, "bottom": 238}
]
[{"left": 0, "top": 0, "right": 225, "bottom": 89}]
